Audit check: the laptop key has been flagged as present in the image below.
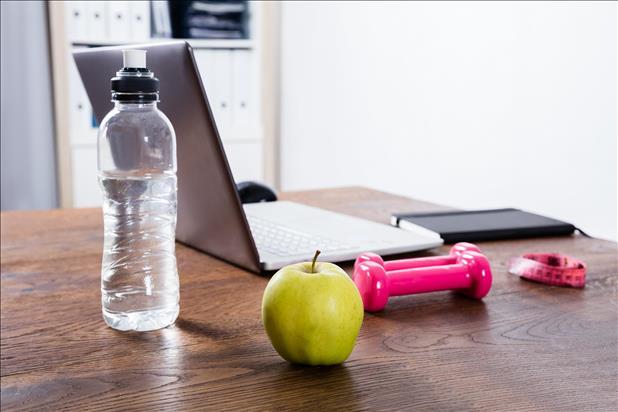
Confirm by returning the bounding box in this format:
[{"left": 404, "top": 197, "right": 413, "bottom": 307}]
[{"left": 246, "top": 215, "right": 350, "bottom": 257}]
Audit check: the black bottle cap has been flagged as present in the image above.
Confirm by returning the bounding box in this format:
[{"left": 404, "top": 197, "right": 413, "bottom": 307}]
[{"left": 110, "top": 51, "right": 159, "bottom": 102}]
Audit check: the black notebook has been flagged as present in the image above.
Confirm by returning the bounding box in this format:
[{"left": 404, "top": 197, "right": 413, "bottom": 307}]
[{"left": 391, "top": 208, "right": 576, "bottom": 243}]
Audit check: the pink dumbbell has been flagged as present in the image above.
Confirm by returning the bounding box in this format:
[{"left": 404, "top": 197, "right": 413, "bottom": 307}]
[
  {"left": 353, "top": 251, "right": 493, "bottom": 312},
  {"left": 354, "top": 242, "right": 481, "bottom": 273}
]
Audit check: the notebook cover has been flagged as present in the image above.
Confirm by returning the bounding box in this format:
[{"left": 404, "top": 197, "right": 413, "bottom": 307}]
[{"left": 392, "top": 208, "right": 576, "bottom": 243}]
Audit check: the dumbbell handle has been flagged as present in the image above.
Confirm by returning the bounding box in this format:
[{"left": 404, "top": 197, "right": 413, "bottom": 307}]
[
  {"left": 384, "top": 256, "right": 460, "bottom": 271},
  {"left": 387, "top": 264, "right": 472, "bottom": 296},
  {"left": 356, "top": 243, "right": 481, "bottom": 272}
]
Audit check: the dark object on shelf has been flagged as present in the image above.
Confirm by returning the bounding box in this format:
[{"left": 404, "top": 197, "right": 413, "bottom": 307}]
[
  {"left": 188, "top": 27, "right": 243, "bottom": 39},
  {"left": 168, "top": 1, "right": 249, "bottom": 39}
]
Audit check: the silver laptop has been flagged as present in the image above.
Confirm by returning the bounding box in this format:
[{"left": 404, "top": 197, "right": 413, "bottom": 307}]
[{"left": 74, "top": 41, "right": 442, "bottom": 272}]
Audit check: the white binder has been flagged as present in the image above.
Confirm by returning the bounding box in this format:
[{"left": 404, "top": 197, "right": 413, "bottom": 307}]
[
  {"left": 64, "top": 1, "right": 88, "bottom": 42},
  {"left": 107, "top": 1, "right": 131, "bottom": 43},
  {"left": 129, "top": 1, "right": 151, "bottom": 41},
  {"left": 151, "top": 0, "right": 172, "bottom": 38},
  {"left": 214, "top": 50, "right": 234, "bottom": 130},
  {"left": 231, "top": 50, "right": 253, "bottom": 127},
  {"left": 71, "top": 146, "right": 101, "bottom": 207},
  {"left": 86, "top": 1, "right": 108, "bottom": 41},
  {"left": 194, "top": 49, "right": 233, "bottom": 138},
  {"left": 68, "top": 55, "right": 94, "bottom": 146}
]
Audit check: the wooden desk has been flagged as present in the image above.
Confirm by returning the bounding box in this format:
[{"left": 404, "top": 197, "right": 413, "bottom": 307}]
[{"left": 1, "top": 187, "right": 617, "bottom": 411}]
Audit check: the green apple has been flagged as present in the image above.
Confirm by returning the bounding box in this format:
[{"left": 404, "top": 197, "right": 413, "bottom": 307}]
[{"left": 261, "top": 251, "right": 364, "bottom": 366}]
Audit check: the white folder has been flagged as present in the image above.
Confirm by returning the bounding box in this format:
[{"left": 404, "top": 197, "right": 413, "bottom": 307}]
[
  {"left": 231, "top": 50, "right": 253, "bottom": 127},
  {"left": 86, "top": 1, "right": 108, "bottom": 41},
  {"left": 64, "top": 1, "right": 88, "bottom": 42},
  {"left": 194, "top": 49, "right": 233, "bottom": 138},
  {"left": 107, "top": 2, "right": 131, "bottom": 43},
  {"left": 129, "top": 1, "right": 151, "bottom": 41},
  {"left": 151, "top": 0, "right": 172, "bottom": 38},
  {"left": 71, "top": 146, "right": 102, "bottom": 207},
  {"left": 68, "top": 54, "right": 94, "bottom": 146}
]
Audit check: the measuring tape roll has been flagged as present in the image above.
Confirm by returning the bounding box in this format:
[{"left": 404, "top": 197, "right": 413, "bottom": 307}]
[{"left": 508, "top": 253, "right": 586, "bottom": 288}]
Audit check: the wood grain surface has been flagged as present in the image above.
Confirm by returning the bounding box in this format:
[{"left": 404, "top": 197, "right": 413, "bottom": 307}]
[{"left": 1, "top": 187, "right": 617, "bottom": 411}]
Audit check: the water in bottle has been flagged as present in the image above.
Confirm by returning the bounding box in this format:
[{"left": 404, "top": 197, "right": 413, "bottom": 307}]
[{"left": 98, "top": 50, "right": 179, "bottom": 331}]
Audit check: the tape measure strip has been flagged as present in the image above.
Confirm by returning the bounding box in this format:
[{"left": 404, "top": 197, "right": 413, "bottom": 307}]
[{"left": 508, "top": 253, "right": 586, "bottom": 288}]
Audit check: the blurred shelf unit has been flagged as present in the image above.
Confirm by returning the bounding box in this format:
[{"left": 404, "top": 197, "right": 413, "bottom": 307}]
[{"left": 54, "top": 1, "right": 264, "bottom": 207}]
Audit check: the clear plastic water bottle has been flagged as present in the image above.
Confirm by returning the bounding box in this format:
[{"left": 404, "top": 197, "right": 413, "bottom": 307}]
[{"left": 98, "top": 50, "right": 179, "bottom": 331}]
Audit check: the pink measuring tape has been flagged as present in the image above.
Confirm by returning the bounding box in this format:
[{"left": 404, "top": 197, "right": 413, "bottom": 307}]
[{"left": 508, "top": 253, "right": 587, "bottom": 288}]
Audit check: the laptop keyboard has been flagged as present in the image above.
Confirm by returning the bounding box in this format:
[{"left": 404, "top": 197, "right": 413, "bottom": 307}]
[{"left": 246, "top": 215, "right": 352, "bottom": 257}]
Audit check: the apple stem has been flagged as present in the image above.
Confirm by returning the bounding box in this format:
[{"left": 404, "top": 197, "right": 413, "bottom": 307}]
[{"left": 311, "top": 250, "right": 321, "bottom": 273}]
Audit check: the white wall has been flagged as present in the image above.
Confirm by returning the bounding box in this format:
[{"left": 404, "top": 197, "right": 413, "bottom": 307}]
[
  {"left": 279, "top": 1, "right": 617, "bottom": 240},
  {"left": 1, "top": 0, "right": 58, "bottom": 210}
]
